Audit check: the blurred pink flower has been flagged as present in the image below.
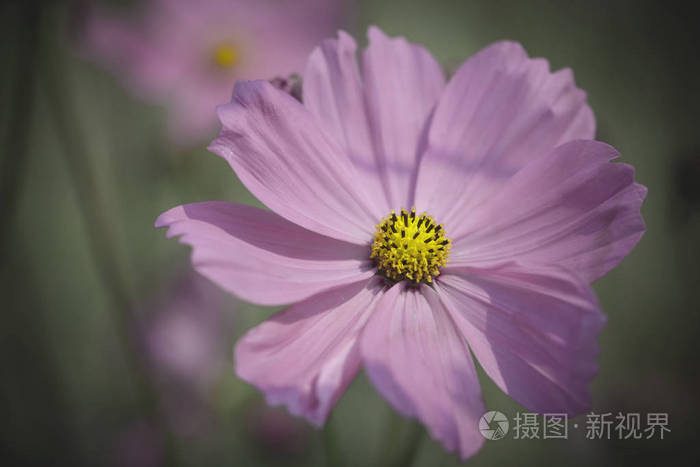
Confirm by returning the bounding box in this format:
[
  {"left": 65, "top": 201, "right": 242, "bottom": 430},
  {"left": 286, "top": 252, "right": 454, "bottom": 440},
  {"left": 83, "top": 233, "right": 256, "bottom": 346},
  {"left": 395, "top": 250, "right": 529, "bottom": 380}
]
[
  {"left": 245, "top": 403, "right": 312, "bottom": 458},
  {"left": 82, "top": 0, "right": 343, "bottom": 145},
  {"left": 114, "top": 421, "right": 163, "bottom": 467},
  {"left": 142, "top": 272, "right": 235, "bottom": 437},
  {"left": 156, "top": 27, "right": 647, "bottom": 459}
]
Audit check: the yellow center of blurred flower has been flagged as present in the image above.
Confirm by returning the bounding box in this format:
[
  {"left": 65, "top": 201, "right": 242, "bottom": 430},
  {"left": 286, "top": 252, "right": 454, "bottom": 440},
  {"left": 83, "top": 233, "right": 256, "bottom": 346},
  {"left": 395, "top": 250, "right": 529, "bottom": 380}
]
[
  {"left": 371, "top": 208, "right": 451, "bottom": 283},
  {"left": 212, "top": 43, "right": 240, "bottom": 69}
]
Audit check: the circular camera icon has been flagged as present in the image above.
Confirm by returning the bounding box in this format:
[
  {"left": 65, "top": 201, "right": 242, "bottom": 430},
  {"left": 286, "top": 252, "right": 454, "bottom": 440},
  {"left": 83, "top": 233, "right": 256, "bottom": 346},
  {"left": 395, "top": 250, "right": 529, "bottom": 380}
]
[{"left": 479, "top": 411, "right": 509, "bottom": 440}]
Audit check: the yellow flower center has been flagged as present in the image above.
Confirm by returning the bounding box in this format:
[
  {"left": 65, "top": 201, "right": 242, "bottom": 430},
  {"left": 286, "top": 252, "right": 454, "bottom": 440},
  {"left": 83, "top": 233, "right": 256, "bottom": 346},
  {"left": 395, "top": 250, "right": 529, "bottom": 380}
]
[
  {"left": 212, "top": 43, "right": 240, "bottom": 69},
  {"left": 371, "top": 208, "right": 451, "bottom": 283}
]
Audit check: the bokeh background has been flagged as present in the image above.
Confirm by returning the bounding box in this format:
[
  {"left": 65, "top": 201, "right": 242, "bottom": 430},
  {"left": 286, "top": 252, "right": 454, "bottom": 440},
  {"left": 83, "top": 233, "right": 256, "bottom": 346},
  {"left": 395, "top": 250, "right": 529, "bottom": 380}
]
[{"left": 2, "top": 0, "right": 699, "bottom": 466}]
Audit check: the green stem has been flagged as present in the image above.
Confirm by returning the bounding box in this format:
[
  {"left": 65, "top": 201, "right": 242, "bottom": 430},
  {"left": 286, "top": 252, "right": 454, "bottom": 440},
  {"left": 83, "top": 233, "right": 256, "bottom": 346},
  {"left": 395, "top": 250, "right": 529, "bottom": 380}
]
[
  {"left": 388, "top": 419, "right": 425, "bottom": 467},
  {"left": 39, "top": 5, "right": 180, "bottom": 465},
  {"left": 0, "top": 8, "right": 77, "bottom": 462},
  {"left": 0, "top": 2, "right": 41, "bottom": 259},
  {"left": 377, "top": 406, "right": 403, "bottom": 465},
  {"left": 323, "top": 412, "right": 345, "bottom": 467}
]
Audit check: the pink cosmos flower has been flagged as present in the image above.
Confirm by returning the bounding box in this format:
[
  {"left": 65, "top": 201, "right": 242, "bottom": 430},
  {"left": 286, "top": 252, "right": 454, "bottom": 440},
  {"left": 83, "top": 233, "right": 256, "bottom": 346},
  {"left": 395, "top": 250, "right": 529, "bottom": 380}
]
[
  {"left": 156, "top": 27, "right": 647, "bottom": 459},
  {"left": 82, "top": 0, "right": 342, "bottom": 145}
]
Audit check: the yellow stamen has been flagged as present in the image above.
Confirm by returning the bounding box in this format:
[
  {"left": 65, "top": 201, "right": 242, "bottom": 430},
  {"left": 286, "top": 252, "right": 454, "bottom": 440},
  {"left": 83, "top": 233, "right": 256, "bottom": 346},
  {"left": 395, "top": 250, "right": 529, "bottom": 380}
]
[
  {"left": 370, "top": 208, "right": 451, "bottom": 284},
  {"left": 212, "top": 43, "right": 239, "bottom": 69}
]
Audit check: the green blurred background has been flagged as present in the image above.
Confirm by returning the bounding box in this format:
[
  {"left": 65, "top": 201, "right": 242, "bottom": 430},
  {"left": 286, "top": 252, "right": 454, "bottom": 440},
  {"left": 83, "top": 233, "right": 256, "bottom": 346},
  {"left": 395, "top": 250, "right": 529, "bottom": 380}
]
[{"left": 1, "top": 0, "right": 699, "bottom": 465}]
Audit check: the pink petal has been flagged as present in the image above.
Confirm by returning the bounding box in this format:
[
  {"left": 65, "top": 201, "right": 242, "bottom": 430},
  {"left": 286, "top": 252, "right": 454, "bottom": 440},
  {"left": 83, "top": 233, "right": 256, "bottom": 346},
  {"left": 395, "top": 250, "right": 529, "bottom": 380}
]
[
  {"left": 363, "top": 26, "right": 446, "bottom": 209},
  {"left": 155, "top": 202, "right": 375, "bottom": 306},
  {"left": 414, "top": 41, "right": 595, "bottom": 224},
  {"left": 235, "top": 277, "right": 386, "bottom": 426},
  {"left": 449, "top": 140, "right": 647, "bottom": 283},
  {"left": 209, "top": 80, "right": 380, "bottom": 244},
  {"left": 436, "top": 263, "right": 605, "bottom": 415},
  {"left": 304, "top": 27, "right": 445, "bottom": 212},
  {"left": 360, "top": 282, "right": 486, "bottom": 460},
  {"left": 303, "top": 31, "right": 391, "bottom": 219}
]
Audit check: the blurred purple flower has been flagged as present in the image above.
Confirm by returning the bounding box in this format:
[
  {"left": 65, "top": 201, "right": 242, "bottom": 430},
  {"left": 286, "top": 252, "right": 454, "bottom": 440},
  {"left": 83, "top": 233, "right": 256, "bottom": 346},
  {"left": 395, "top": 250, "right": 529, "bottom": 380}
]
[
  {"left": 156, "top": 27, "right": 646, "bottom": 459},
  {"left": 114, "top": 421, "right": 163, "bottom": 467},
  {"left": 141, "top": 272, "right": 235, "bottom": 437},
  {"left": 82, "top": 0, "right": 343, "bottom": 145},
  {"left": 245, "top": 403, "right": 312, "bottom": 458}
]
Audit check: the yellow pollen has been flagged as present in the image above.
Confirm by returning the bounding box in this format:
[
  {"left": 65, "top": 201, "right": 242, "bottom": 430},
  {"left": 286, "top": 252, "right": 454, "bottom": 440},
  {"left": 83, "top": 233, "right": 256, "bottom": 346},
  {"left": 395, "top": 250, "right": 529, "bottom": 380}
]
[
  {"left": 371, "top": 208, "right": 451, "bottom": 284},
  {"left": 212, "top": 43, "right": 240, "bottom": 69}
]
